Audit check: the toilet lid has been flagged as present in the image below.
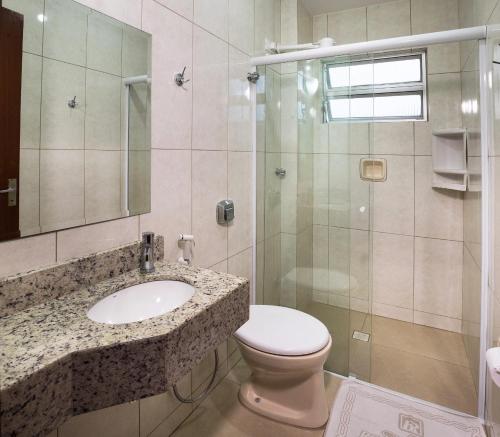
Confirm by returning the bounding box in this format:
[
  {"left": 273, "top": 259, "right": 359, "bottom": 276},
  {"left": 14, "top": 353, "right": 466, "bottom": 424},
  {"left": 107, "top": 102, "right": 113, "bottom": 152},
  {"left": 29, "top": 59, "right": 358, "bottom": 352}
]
[{"left": 234, "top": 305, "right": 330, "bottom": 356}]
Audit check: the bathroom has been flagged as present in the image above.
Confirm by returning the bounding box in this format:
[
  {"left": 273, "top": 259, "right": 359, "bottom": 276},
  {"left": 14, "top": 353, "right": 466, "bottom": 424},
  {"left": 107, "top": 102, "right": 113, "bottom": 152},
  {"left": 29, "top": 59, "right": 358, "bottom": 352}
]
[{"left": 1, "top": 0, "right": 500, "bottom": 435}]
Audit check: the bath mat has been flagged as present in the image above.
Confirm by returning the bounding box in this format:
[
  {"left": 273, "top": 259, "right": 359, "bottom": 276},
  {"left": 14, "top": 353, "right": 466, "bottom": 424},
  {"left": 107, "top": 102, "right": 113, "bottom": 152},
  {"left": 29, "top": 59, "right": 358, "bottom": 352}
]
[{"left": 325, "top": 379, "right": 485, "bottom": 437}]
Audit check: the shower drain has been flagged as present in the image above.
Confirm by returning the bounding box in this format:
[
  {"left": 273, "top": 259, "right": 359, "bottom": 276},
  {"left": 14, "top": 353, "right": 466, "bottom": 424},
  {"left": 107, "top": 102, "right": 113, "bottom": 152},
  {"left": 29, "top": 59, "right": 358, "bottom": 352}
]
[{"left": 352, "top": 330, "right": 370, "bottom": 342}]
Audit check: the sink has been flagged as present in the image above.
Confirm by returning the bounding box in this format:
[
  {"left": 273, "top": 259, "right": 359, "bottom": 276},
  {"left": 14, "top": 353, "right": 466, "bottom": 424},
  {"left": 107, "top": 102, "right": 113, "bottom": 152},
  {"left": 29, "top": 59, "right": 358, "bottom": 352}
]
[{"left": 87, "top": 280, "right": 196, "bottom": 325}]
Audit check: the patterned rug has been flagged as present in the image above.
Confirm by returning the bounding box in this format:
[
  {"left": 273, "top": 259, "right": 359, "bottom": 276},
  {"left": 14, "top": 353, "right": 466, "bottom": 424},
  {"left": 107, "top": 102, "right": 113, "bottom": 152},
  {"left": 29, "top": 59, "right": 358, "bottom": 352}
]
[{"left": 325, "top": 379, "right": 485, "bottom": 437}]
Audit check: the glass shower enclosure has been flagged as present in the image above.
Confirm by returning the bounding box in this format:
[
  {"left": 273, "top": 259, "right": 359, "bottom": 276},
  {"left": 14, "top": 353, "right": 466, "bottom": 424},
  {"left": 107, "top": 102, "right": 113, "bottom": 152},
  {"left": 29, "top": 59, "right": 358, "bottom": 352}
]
[{"left": 255, "top": 27, "right": 490, "bottom": 418}]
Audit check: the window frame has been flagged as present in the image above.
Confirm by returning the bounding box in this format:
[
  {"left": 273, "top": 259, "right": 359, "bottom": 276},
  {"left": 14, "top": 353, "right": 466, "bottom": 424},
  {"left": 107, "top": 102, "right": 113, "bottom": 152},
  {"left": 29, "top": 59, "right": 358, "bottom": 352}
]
[{"left": 322, "top": 50, "right": 428, "bottom": 123}]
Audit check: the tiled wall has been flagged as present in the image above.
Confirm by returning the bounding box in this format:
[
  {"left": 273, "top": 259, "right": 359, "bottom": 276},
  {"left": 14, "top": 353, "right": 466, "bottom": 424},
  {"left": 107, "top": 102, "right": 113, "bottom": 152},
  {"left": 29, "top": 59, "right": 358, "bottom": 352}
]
[
  {"left": 311, "top": 0, "right": 467, "bottom": 332},
  {"left": 0, "top": 0, "right": 277, "bottom": 435},
  {"left": 4, "top": 0, "right": 151, "bottom": 236}
]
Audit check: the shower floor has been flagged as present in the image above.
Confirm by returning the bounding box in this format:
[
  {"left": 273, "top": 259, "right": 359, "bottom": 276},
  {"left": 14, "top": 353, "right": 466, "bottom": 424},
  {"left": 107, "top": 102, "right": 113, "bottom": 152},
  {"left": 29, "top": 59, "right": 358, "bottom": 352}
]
[{"left": 305, "top": 301, "right": 478, "bottom": 415}]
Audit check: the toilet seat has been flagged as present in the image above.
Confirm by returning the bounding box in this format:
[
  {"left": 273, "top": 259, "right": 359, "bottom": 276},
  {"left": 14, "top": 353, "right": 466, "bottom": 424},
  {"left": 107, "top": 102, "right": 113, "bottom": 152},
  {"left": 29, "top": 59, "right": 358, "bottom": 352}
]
[{"left": 235, "top": 305, "right": 330, "bottom": 356}]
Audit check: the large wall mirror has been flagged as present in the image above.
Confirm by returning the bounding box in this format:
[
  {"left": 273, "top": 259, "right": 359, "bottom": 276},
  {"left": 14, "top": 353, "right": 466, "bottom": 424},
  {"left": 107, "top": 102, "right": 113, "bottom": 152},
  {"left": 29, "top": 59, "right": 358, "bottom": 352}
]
[{"left": 0, "top": 0, "right": 151, "bottom": 242}]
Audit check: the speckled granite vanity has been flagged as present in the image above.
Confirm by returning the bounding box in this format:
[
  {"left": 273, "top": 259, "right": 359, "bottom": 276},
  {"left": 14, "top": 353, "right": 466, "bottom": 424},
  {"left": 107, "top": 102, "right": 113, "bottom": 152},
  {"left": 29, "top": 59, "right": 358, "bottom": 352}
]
[{"left": 0, "top": 237, "right": 249, "bottom": 437}]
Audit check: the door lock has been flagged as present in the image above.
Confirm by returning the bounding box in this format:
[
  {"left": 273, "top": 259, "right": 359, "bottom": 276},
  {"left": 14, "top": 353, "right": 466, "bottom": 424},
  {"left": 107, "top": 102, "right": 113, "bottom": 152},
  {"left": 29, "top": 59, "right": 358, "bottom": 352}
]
[{"left": 0, "top": 179, "right": 17, "bottom": 207}]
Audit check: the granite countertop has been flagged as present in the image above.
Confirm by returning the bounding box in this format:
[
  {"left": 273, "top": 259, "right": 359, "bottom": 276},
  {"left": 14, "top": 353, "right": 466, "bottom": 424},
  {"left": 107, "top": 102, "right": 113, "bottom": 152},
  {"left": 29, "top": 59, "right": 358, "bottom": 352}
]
[{"left": 0, "top": 261, "right": 249, "bottom": 437}]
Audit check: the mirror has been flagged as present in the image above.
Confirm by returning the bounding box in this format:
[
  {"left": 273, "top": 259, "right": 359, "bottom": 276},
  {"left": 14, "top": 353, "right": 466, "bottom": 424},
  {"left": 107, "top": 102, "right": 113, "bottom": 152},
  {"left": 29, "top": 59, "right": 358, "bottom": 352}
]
[{"left": 1, "top": 0, "right": 151, "bottom": 241}]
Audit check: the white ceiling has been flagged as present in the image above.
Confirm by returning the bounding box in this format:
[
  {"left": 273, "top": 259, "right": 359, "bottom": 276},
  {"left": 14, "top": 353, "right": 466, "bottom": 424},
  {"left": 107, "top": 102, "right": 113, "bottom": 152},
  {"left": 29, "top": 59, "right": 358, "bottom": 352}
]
[{"left": 302, "top": 0, "right": 395, "bottom": 16}]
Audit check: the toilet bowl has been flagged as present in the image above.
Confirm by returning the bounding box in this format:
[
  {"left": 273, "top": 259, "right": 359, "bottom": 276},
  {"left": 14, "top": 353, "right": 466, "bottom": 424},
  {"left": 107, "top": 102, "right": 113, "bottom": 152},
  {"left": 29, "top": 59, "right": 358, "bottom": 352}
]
[{"left": 234, "top": 305, "right": 332, "bottom": 429}]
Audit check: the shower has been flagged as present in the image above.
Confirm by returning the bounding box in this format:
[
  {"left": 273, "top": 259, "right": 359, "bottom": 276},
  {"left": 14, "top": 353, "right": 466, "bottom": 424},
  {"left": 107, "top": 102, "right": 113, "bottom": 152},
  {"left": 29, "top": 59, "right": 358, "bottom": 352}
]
[{"left": 252, "top": 23, "right": 496, "bottom": 422}]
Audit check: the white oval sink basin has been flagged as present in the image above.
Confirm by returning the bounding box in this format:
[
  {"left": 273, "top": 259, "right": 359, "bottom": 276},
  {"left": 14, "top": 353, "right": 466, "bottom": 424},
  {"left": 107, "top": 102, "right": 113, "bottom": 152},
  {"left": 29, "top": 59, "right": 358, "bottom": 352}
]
[{"left": 87, "top": 280, "right": 196, "bottom": 325}]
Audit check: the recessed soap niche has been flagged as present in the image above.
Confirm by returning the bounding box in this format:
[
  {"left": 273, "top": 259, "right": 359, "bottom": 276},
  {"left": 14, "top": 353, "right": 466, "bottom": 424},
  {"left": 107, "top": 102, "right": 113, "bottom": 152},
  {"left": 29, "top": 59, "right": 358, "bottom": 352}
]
[{"left": 432, "top": 129, "right": 467, "bottom": 191}]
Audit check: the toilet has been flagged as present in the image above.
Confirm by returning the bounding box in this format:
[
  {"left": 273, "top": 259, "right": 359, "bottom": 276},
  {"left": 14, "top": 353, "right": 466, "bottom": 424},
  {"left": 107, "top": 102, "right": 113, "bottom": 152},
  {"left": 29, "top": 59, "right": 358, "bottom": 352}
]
[{"left": 234, "top": 305, "right": 332, "bottom": 429}]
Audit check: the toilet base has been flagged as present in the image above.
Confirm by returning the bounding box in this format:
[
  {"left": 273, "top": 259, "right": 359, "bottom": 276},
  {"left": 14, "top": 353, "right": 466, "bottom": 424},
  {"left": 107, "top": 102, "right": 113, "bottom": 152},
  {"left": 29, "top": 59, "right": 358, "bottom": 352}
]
[{"left": 236, "top": 337, "right": 332, "bottom": 429}]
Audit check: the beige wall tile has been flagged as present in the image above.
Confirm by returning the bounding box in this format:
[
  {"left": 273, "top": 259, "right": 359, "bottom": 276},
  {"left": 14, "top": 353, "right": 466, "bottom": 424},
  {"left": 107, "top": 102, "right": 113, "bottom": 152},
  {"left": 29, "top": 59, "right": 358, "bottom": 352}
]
[
  {"left": 0, "top": 234, "right": 56, "bottom": 279},
  {"left": 367, "top": 0, "right": 410, "bottom": 40},
  {"left": 19, "top": 149, "right": 40, "bottom": 237},
  {"left": 313, "top": 225, "right": 329, "bottom": 292},
  {"left": 75, "top": 0, "right": 142, "bottom": 27},
  {"left": 41, "top": 59, "right": 86, "bottom": 150},
  {"left": 210, "top": 259, "right": 228, "bottom": 273},
  {"left": 143, "top": 0, "right": 193, "bottom": 150},
  {"left": 411, "top": 0, "right": 459, "bottom": 34},
  {"left": 373, "top": 155, "right": 414, "bottom": 236},
  {"left": 255, "top": 241, "right": 264, "bottom": 304},
  {"left": 57, "top": 217, "right": 139, "bottom": 261},
  {"left": 59, "top": 401, "right": 139, "bottom": 437},
  {"left": 43, "top": 0, "right": 89, "bottom": 66},
  {"left": 281, "top": 73, "right": 298, "bottom": 154},
  {"left": 123, "top": 27, "right": 150, "bottom": 78},
  {"left": 373, "top": 232, "right": 414, "bottom": 309},
  {"left": 154, "top": 0, "right": 193, "bottom": 20},
  {"left": 84, "top": 151, "right": 122, "bottom": 223},
  {"left": 371, "top": 122, "right": 414, "bottom": 155},
  {"left": 414, "top": 237, "right": 463, "bottom": 319},
  {"left": 313, "top": 14, "right": 327, "bottom": 41},
  {"left": 192, "top": 27, "right": 228, "bottom": 150},
  {"left": 327, "top": 7, "right": 367, "bottom": 44},
  {"left": 329, "top": 227, "right": 350, "bottom": 297},
  {"left": 194, "top": 0, "right": 228, "bottom": 40},
  {"left": 263, "top": 233, "right": 281, "bottom": 305},
  {"left": 228, "top": 152, "right": 253, "bottom": 256},
  {"left": 264, "top": 153, "right": 281, "bottom": 238},
  {"left": 350, "top": 229, "right": 370, "bottom": 302},
  {"left": 140, "top": 149, "right": 191, "bottom": 262},
  {"left": 228, "top": 48, "right": 252, "bottom": 152},
  {"left": 150, "top": 403, "right": 192, "bottom": 437},
  {"left": 40, "top": 150, "right": 85, "bottom": 232},
  {"left": 281, "top": 153, "right": 298, "bottom": 234},
  {"left": 192, "top": 151, "right": 228, "bottom": 268},
  {"left": 228, "top": 247, "right": 253, "bottom": 281},
  {"left": 415, "top": 156, "right": 464, "bottom": 241},
  {"left": 20, "top": 53, "right": 42, "bottom": 149},
  {"left": 427, "top": 43, "right": 461, "bottom": 75},
  {"left": 313, "top": 154, "right": 329, "bottom": 226},
  {"left": 372, "top": 302, "right": 413, "bottom": 323},
  {"left": 229, "top": 0, "right": 254, "bottom": 55},
  {"left": 85, "top": 70, "right": 122, "bottom": 150},
  {"left": 139, "top": 373, "right": 191, "bottom": 437},
  {"left": 3, "top": 0, "right": 44, "bottom": 55},
  {"left": 329, "top": 154, "right": 367, "bottom": 230},
  {"left": 281, "top": 233, "right": 297, "bottom": 308},
  {"left": 414, "top": 311, "right": 462, "bottom": 333},
  {"left": 297, "top": 0, "right": 313, "bottom": 44},
  {"left": 254, "top": 0, "right": 281, "bottom": 55},
  {"left": 87, "top": 12, "right": 123, "bottom": 76}
]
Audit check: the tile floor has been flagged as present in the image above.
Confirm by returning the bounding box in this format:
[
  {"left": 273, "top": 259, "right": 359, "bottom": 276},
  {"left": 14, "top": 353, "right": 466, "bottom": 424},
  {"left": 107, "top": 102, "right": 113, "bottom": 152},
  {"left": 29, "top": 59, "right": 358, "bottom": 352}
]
[
  {"left": 172, "top": 358, "right": 343, "bottom": 437},
  {"left": 305, "top": 302, "right": 478, "bottom": 415},
  {"left": 169, "top": 303, "right": 478, "bottom": 436}
]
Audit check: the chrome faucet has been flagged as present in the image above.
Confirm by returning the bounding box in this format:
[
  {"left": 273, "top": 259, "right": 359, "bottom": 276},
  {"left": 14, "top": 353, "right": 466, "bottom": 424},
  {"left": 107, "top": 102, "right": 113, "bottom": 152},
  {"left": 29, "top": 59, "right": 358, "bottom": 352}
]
[{"left": 140, "top": 232, "right": 155, "bottom": 273}]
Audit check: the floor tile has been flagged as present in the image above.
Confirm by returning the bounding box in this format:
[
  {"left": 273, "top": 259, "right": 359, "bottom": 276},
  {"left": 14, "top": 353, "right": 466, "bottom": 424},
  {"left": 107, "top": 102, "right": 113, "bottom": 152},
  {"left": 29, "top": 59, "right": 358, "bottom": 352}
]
[
  {"left": 372, "top": 315, "right": 469, "bottom": 366},
  {"left": 371, "top": 344, "right": 477, "bottom": 415}
]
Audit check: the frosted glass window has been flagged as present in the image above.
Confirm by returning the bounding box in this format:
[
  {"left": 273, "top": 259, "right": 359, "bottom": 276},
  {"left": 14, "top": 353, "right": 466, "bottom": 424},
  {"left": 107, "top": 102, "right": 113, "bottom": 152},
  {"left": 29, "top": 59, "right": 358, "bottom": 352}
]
[
  {"left": 324, "top": 51, "right": 426, "bottom": 122},
  {"left": 328, "top": 93, "right": 423, "bottom": 120}
]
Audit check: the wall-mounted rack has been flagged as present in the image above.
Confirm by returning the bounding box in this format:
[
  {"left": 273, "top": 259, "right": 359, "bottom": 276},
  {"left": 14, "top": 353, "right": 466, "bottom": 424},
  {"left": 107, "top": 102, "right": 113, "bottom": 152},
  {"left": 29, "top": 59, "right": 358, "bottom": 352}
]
[{"left": 432, "top": 128, "right": 467, "bottom": 191}]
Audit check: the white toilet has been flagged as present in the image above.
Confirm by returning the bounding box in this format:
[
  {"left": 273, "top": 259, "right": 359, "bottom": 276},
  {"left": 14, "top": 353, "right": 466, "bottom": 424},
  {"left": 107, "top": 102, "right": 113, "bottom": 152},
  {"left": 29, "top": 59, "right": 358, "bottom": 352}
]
[{"left": 234, "top": 305, "right": 332, "bottom": 429}]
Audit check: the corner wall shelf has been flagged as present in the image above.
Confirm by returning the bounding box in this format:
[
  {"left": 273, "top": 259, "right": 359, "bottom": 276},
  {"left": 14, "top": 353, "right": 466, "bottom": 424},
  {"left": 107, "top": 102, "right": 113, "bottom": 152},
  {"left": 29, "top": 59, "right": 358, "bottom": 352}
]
[{"left": 431, "top": 128, "right": 467, "bottom": 191}]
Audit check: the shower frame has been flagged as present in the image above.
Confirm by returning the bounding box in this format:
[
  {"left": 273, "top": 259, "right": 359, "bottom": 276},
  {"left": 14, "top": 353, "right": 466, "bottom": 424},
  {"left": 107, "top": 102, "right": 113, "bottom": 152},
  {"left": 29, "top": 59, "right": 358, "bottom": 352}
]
[{"left": 250, "top": 24, "right": 500, "bottom": 421}]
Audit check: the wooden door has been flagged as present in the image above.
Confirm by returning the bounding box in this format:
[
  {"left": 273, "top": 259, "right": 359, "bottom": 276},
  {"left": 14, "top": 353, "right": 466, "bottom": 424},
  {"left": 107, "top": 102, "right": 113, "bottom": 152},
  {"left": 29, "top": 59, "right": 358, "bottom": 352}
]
[{"left": 0, "top": 6, "right": 23, "bottom": 241}]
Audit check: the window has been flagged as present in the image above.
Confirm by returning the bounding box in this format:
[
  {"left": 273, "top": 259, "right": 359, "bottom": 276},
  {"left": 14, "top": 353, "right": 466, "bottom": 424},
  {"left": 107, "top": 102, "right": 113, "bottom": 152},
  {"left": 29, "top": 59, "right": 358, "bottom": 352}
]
[{"left": 323, "top": 51, "right": 427, "bottom": 122}]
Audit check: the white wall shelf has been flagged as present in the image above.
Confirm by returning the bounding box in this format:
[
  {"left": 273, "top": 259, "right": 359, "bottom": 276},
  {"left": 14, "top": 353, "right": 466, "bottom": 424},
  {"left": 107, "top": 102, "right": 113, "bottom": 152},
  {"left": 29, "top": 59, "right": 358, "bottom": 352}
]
[{"left": 431, "top": 128, "right": 467, "bottom": 191}]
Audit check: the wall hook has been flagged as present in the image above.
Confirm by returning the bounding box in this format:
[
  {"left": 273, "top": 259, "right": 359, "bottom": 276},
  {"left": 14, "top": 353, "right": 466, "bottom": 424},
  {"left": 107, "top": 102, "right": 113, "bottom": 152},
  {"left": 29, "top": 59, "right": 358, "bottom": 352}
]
[
  {"left": 175, "top": 67, "right": 190, "bottom": 87},
  {"left": 67, "top": 96, "right": 77, "bottom": 109},
  {"left": 247, "top": 71, "right": 260, "bottom": 84}
]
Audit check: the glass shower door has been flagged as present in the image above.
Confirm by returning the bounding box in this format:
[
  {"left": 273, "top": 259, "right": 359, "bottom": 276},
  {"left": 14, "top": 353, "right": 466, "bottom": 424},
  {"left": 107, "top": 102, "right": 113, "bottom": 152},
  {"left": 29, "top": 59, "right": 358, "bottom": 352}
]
[{"left": 256, "top": 56, "right": 374, "bottom": 381}]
